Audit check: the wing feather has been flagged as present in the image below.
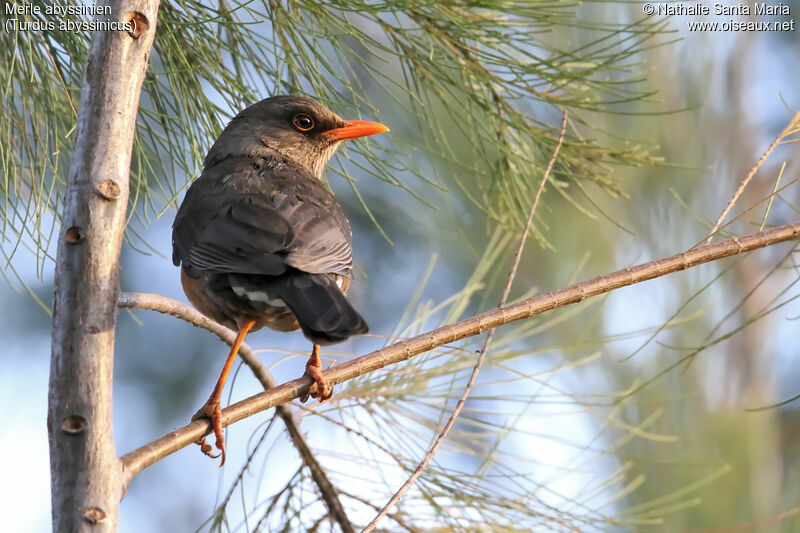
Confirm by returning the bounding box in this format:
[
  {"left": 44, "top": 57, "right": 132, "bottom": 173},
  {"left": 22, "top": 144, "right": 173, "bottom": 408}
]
[{"left": 172, "top": 159, "right": 354, "bottom": 278}]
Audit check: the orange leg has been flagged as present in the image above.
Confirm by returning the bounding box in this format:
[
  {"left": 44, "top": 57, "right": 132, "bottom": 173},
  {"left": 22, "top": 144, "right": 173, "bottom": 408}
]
[
  {"left": 301, "top": 344, "right": 332, "bottom": 402},
  {"left": 192, "top": 319, "right": 255, "bottom": 466}
]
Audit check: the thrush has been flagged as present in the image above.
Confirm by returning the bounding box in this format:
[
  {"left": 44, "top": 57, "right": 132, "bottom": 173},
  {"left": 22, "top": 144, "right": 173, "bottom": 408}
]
[{"left": 172, "top": 95, "right": 388, "bottom": 465}]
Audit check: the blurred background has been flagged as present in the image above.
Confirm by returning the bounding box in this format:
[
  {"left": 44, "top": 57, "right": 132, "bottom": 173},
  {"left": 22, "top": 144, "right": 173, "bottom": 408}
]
[{"left": 2, "top": 2, "right": 800, "bottom": 531}]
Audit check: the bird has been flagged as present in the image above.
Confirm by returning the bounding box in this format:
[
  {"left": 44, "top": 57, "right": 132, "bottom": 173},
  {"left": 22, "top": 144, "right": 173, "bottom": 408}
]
[{"left": 172, "top": 95, "right": 388, "bottom": 465}]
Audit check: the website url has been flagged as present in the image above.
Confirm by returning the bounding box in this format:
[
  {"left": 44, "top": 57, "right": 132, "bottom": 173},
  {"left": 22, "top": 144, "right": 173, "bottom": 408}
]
[{"left": 687, "top": 19, "right": 796, "bottom": 31}]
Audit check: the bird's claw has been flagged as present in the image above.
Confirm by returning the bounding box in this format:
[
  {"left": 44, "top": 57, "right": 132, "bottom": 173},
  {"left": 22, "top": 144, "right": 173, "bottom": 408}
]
[
  {"left": 302, "top": 363, "right": 333, "bottom": 403},
  {"left": 192, "top": 400, "right": 226, "bottom": 466},
  {"left": 195, "top": 437, "right": 221, "bottom": 459}
]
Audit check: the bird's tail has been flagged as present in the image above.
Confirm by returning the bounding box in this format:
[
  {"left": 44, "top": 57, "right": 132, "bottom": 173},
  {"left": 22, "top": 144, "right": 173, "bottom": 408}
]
[{"left": 274, "top": 272, "right": 368, "bottom": 346}]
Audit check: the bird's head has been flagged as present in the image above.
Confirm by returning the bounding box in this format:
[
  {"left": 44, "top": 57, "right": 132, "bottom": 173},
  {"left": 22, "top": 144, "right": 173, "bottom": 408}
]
[{"left": 205, "top": 95, "right": 389, "bottom": 178}]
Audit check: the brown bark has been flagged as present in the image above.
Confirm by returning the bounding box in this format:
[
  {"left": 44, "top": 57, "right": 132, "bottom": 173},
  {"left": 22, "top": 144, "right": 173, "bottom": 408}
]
[{"left": 48, "top": 3, "right": 159, "bottom": 531}]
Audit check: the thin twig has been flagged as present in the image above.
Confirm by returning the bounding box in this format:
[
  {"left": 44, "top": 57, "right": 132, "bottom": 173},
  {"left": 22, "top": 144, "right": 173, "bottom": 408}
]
[
  {"left": 217, "top": 415, "right": 278, "bottom": 514},
  {"left": 362, "top": 110, "right": 569, "bottom": 533},
  {"left": 117, "top": 293, "right": 355, "bottom": 533},
  {"left": 120, "top": 221, "right": 800, "bottom": 482},
  {"left": 339, "top": 490, "right": 422, "bottom": 533},
  {"left": 702, "top": 111, "right": 800, "bottom": 246},
  {"left": 689, "top": 174, "right": 800, "bottom": 251}
]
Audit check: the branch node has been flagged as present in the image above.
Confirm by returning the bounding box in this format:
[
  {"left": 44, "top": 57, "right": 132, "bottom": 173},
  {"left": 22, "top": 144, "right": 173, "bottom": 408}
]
[
  {"left": 64, "top": 226, "right": 84, "bottom": 244},
  {"left": 83, "top": 507, "right": 107, "bottom": 524},
  {"left": 61, "top": 415, "right": 88, "bottom": 435},
  {"left": 123, "top": 12, "right": 149, "bottom": 39},
  {"left": 95, "top": 179, "right": 121, "bottom": 200}
]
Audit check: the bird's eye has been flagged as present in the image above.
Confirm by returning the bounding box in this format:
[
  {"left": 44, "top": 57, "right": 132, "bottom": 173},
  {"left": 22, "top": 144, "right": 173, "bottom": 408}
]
[{"left": 292, "top": 113, "right": 314, "bottom": 132}]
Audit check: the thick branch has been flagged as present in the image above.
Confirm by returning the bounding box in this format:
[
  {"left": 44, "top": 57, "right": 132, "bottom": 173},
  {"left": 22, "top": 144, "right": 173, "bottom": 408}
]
[
  {"left": 121, "top": 222, "right": 800, "bottom": 481},
  {"left": 116, "top": 293, "right": 354, "bottom": 532},
  {"left": 48, "top": 3, "right": 158, "bottom": 531}
]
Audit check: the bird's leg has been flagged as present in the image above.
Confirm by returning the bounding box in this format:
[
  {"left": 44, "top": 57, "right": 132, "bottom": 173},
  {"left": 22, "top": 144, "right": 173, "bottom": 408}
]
[
  {"left": 192, "top": 319, "right": 255, "bottom": 467},
  {"left": 301, "top": 344, "right": 332, "bottom": 402}
]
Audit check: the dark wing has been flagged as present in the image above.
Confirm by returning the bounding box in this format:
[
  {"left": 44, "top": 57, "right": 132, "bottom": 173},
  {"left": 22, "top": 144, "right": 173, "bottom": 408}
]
[
  {"left": 268, "top": 190, "right": 354, "bottom": 275},
  {"left": 172, "top": 161, "right": 354, "bottom": 278}
]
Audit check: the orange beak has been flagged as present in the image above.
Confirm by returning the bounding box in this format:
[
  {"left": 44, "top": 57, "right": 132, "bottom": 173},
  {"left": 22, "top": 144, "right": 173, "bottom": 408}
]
[{"left": 323, "top": 120, "right": 389, "bottom": 141}]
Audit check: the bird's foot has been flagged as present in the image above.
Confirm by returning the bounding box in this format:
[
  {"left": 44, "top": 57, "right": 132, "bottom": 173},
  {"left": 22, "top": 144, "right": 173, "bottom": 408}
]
[
  {"left": 192, "top": 399, "right": 226, "bottom": 466},
  {"left": 302, "top": 362, "right": 333, "bottom": 402}
]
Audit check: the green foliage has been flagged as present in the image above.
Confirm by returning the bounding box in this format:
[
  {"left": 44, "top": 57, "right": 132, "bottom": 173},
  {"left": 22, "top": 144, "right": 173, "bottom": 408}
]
[{"left": 1, "top": 0, "right": 668, "bottom": 269}]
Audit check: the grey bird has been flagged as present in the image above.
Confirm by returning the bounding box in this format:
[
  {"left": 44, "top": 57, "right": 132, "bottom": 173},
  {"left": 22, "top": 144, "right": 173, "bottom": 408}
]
[{"left": 172, "top": 95, "right": 388, "bottom": 465}]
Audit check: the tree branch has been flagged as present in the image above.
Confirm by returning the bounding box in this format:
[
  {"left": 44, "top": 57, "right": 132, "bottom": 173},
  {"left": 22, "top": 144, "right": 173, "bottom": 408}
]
[
  {"left": 120, "top": 222, "right": 800, "bottom": 482},
  {"left": 116, "top": 293, "right": 354, "bottom": 533},
  {"left": 703, "top": 111, "right": 800, "bottom": 245},
  {"left": 48, "top": 3, "right": 159, "bottom": 531}
]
